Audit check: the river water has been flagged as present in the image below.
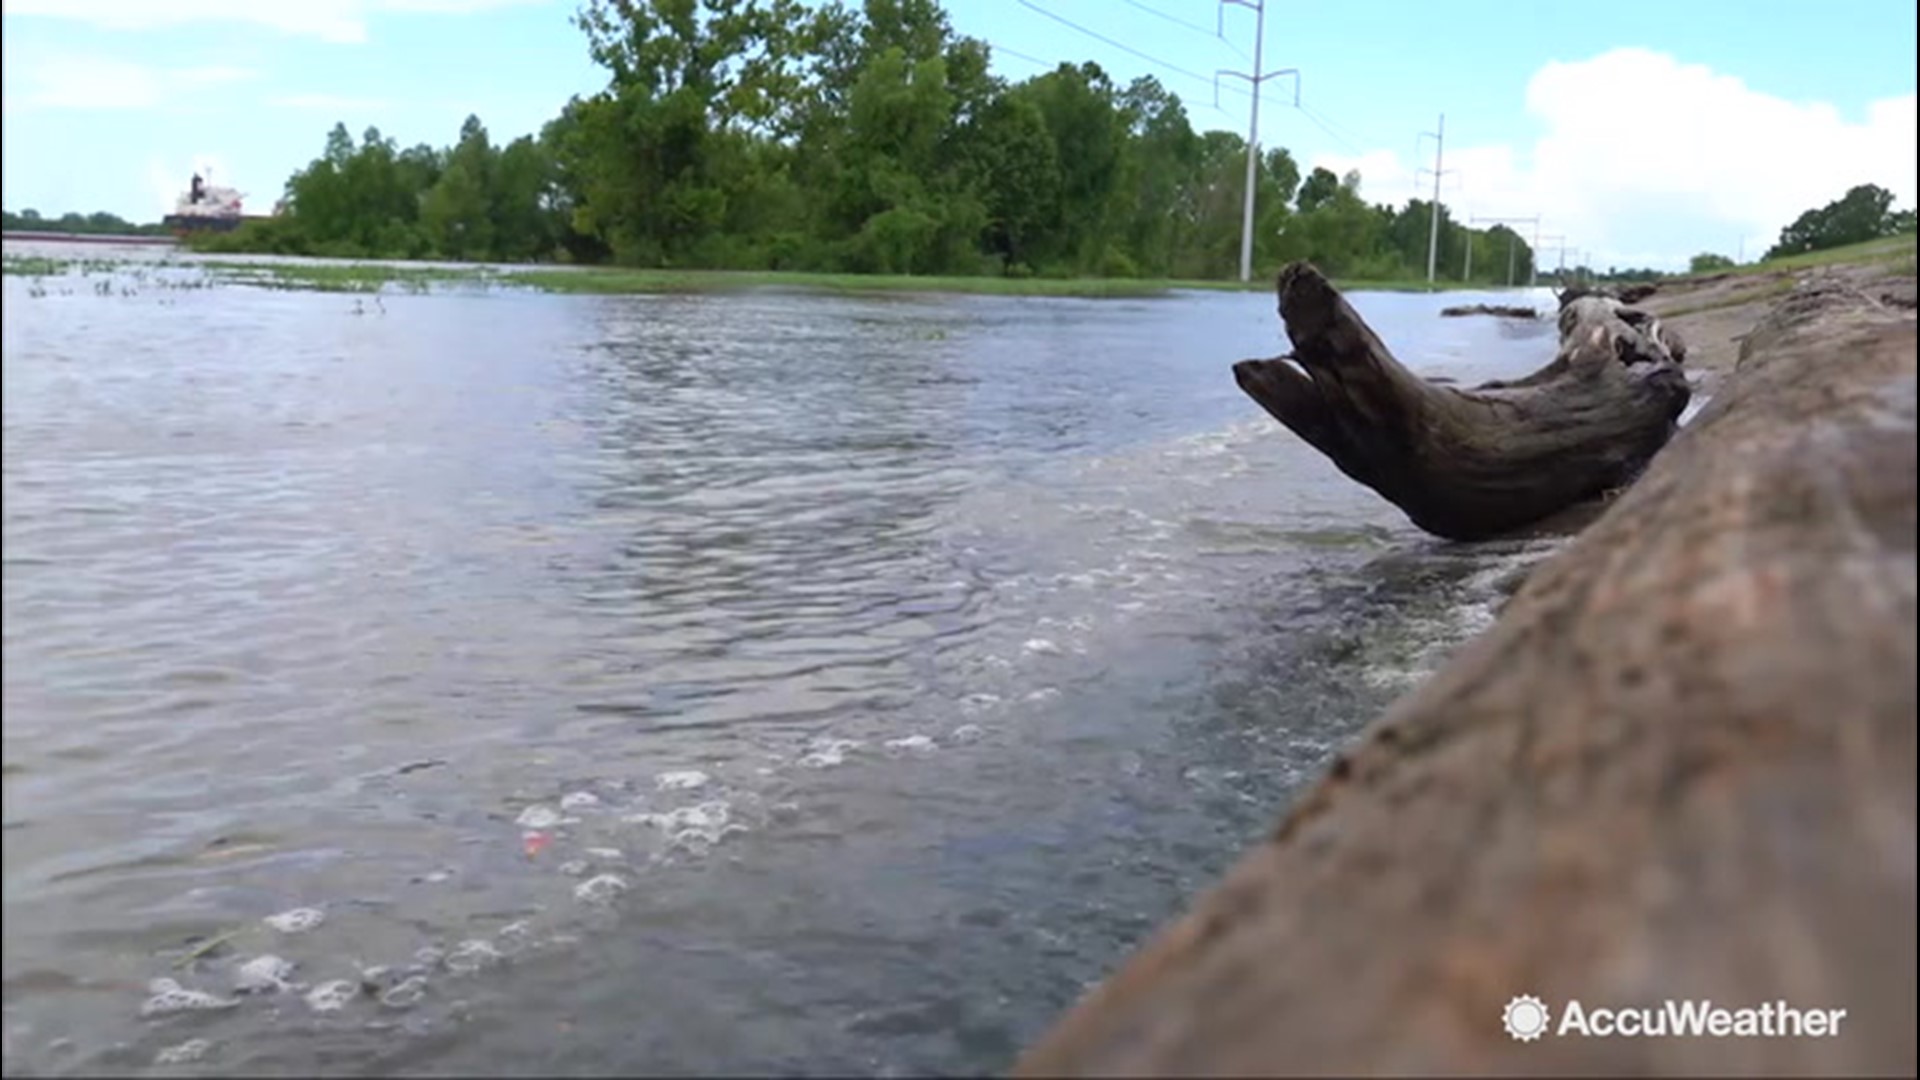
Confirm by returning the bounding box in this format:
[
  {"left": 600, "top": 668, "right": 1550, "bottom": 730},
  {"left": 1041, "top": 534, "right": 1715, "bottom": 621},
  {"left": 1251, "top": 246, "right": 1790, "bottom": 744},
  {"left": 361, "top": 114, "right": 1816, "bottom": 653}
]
[{"left": 2, "top": 243, "right": 1566, "bottom": 1076}]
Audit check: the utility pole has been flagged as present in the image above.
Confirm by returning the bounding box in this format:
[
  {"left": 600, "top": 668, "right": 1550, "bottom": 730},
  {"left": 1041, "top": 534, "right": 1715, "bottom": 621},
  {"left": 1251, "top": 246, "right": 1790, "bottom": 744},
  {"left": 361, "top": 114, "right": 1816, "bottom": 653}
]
[
  {"left": 1217, "top": 0, "right": 1298, "bottom": 283},
  {"left": 1538, "top": 233, "right": 1566, "bottom": 286},
  {"left": 1529, "top": 219, "right": 1542, "bottom": 288},
  {"left": 1415, "top": 114, "right": 1451, "bottom": 285},
  {"left": 1470, "top": 215, "right": 1539, "bottom": 288}
]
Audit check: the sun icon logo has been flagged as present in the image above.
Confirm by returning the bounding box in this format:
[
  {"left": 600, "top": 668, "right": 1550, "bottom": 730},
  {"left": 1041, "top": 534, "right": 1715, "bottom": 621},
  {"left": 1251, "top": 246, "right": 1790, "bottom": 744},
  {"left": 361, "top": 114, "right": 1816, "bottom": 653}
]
[{"left": 1503, "top": 995, "right": 1550, "bottom": 1041}]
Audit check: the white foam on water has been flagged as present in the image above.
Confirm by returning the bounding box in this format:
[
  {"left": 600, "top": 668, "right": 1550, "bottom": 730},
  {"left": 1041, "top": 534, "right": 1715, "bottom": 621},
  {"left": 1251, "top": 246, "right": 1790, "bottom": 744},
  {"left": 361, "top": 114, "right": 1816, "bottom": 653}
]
[
  {"left": 958, "top": 693, "right": 1001, "bottom": 714},
  {"left": 558, "top": 791, "right": 602, "bottom": 811},
  {"left": 262, "top": 907, "right": 325, "bottom": 933},
  {"left": 1025, "top": 688, "right": 1060, "bottom": 703},
  {"left": 883, "top": 735, "right": 937, "bottom": 753},
  {"left": 513, "top": 805, "right": 565, "bottom": 830},
  {"left": 655, "top": 770, "right": 710, "bottom": 791},
  {"left": 583, "top": 847, "right": 623, "bottom": 860},
  {"left": 494, "top": 920, "right": 535, "bottom": 957},
  {"left": 573, "top": 874, "right": 629, "bottom": 904},
  {"left": 800, "top": 738, "right": 860, "bottom": 768},
  {"left": 379, "top": 975, "right": 428, "bottom": 1010},
  {"left": 949, "top": 724, "right": 985, "bottom": 742},
  {"left": 558, "top": 860, "right": 590, "bottom": 877},
  {"left": 303, "top": 980, "right": 358, "bottom": 1013},
  {"left": 232, "top": 955, "right": 295, "bottom": 994},
  {"left": 140, "top": 979, "right": 240, "bottom": 1017},
  {"left": 1023, "top": 638, "right": 1062, "bottom": 656},
  {"left": 630, "top": 799, "right": 744, "bottom": 849},
  {"left": 445, "top": 940, "right": 502, "bottom": 974},
  {"left": 153, "top": 1038, "right": 214, "bottom": 1065}
]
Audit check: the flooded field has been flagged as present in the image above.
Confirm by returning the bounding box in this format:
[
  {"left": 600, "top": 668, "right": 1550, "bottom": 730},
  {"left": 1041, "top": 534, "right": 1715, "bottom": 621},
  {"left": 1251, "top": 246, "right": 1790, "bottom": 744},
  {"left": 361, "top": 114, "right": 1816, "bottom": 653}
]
[{"left": 2, "top": 242, "right": 1566, "bottom": 1076}]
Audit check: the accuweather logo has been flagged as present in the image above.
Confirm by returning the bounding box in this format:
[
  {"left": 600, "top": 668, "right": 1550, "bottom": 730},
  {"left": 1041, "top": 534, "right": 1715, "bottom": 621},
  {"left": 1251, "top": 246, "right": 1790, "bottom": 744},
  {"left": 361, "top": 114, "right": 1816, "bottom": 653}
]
[{"left": 1503, "top": 995, "right": 1849, "bottom": 1041}]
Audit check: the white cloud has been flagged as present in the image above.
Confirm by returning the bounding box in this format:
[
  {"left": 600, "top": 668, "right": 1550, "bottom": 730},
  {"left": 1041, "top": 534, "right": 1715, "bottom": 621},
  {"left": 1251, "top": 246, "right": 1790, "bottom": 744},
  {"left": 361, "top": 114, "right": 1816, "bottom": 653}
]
[
  {"left": 0, "top": 0, "right": 554, "bottom": 44},
  {"left": 6, "top": 51, "right": 258, "bottom": 110},
  {"left": 1304, "top": 48, "right": 1918, "bottom": 271}
]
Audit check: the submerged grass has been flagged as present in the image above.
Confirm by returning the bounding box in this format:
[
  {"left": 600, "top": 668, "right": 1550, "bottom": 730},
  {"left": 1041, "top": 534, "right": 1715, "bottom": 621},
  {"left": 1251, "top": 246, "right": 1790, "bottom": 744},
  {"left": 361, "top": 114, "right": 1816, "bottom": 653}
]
[
  {"left": 1, "top": 249, "right": 1554, "bottom": 300},
  {"left": 221, "top": 263, "right": 1480, "bottom": 298}
]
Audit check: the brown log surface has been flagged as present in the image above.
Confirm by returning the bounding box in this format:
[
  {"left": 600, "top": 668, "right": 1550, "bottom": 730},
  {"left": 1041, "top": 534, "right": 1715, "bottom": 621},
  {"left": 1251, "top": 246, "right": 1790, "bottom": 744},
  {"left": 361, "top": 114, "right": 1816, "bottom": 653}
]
[
  {"left": 1015, "top": 271, "right": 1918, "bottom": 1077},
  {"left": 1235, "top": 263, "right": 1690, "bottom": 541}
]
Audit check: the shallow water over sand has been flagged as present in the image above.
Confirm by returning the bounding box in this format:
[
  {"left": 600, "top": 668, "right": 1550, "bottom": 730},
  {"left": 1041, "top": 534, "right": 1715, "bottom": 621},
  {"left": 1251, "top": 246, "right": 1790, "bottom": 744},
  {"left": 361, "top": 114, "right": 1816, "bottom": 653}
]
[{"left": 2, "top": 247, "right": 1565, "bottom": 1075}]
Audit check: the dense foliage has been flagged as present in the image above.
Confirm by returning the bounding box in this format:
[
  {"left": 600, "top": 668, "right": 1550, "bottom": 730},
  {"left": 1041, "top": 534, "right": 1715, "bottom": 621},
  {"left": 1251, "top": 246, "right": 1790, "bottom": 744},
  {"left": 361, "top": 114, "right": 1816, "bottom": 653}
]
[
  {"left": 181, "top": 0, "right": 1536, "bottom": 282},
  {"left": 1, "top": 208, "right": 169, "bottom": 237},
  {"left": 1763, "top": 184, "right": 1916, "bottom": 261}
]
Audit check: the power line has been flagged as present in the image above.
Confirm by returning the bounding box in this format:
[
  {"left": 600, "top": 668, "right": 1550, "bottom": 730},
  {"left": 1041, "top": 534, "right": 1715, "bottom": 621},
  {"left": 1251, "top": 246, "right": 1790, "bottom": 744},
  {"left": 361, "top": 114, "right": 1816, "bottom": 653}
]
[
  {"left": 1119, "top": 0, "right": 1250, "bottom": 60},
  {"left": 990, "top": 42, "right": 1056, "bottom": 70},
  {"left": 1014, "top": 0, "right": 1218, "bottom": 89},
  {"left": 999, "top": 4, "right": 1385, "bottom": 170},
  {"left": 1293, "top": 103, "right": 1363, "bottom": 154}
]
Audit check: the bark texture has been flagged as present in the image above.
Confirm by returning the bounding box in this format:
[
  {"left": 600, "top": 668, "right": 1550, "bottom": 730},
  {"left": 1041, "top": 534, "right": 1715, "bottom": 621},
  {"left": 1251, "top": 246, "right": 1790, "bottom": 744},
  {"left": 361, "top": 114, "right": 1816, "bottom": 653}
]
[
  {"left": 1234, "top": 262, "right": 1690, "bottom": 540},
  {"left": 1015, "top": 271, "right": 1917, "bottom": 1077}
]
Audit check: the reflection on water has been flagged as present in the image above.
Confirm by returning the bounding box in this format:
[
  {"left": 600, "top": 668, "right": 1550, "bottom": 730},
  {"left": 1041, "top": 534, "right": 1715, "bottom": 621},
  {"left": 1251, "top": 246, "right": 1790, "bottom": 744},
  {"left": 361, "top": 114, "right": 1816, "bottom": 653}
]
[{"left": 2, "top": 250, "right": 1564, "bottom": 1076}]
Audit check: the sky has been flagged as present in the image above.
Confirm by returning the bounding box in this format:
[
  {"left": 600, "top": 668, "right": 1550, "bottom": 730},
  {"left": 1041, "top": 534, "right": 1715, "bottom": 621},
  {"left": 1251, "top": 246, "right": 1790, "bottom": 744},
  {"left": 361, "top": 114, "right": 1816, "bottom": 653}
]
[{"left": 2, "top": 0, "right": 1914, "bottom": 271}]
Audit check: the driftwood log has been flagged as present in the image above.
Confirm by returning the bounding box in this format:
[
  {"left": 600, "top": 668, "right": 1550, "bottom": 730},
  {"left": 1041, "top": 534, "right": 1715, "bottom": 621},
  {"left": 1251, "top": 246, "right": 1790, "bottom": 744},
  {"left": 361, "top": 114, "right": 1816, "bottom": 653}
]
[
  {"left": 1015, "top": 272, "right": 1917, "bottom": 1076},
  {"left": 1235, "top": 262, "right": 1690, "bottom": 540}
]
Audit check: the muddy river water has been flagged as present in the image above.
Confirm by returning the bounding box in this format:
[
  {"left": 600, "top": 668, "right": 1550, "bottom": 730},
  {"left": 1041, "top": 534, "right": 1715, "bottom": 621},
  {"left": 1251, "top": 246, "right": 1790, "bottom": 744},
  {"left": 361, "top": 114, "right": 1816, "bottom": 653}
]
[{"left": 2, "top": 244, "right": 1565, "bottom": 1075}]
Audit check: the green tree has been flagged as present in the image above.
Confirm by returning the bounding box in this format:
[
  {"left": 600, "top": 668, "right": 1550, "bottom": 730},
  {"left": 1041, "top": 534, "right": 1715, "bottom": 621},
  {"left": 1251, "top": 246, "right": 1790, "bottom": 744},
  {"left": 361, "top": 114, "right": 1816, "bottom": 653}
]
[
  {"left": 1765, "top": 183, "right": 1907, "bottom": 259},
  {"left": 1296, "top": 166, "right": 1340, "bottom": 213},
  {"left": 1689, "top": 252, "right": 1736, "bottom": 273}
]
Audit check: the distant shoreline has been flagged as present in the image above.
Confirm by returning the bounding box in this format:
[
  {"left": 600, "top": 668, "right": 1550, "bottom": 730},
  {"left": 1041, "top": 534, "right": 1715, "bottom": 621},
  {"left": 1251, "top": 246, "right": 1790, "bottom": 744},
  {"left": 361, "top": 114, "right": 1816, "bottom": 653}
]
[{"left": 3, "top": 231, "right": 177, "bottom": 247}]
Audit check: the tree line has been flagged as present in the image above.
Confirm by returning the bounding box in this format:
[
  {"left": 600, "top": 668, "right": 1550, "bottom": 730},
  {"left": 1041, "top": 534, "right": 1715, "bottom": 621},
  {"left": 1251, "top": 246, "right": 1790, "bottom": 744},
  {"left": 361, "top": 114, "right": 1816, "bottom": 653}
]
[
  {"left": 186, "top": 0, "right": 1538, "bottom": 283},
  {"left": 1, "top": 208, "right": 170, "bottom": 237},
  {"left": 1687, "top": 183, "right": 1915, "bottom": 274}
]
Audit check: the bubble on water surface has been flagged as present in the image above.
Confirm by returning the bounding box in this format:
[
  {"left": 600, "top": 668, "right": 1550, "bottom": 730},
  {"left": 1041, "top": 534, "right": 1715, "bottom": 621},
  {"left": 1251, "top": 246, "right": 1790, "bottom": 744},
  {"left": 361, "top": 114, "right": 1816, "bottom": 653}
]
[
  {"left": 513, "top": 805, "right": 564, "bottom": 830},
  {"left": 573, "top": 874, "right": 628, "bottom": 904},
  {"left": 379, "top": 975, "right": 428, "bottom": 1010},
  {"left": 631, "top": 800, "right": 742, "bottom": 849},
  {"left": 262, "top": 907, "right": 325, "bottom": 933},
  {"left": 141, "top": 979, "right": 240, "bottom": 1017},
  {"left": 153, "top": 1037, "right": 214, "bottom": 1065},
  {"left": 654, "top": 770, "right": 710, "bottom": 791},
  {"left": 950, "top": 724, "right": 985, "bottom": 743},
  {"left": 559, "top": 791, "right": 601, "bottom": 811},
  {"left": 232, "top": 955, "right": 295, "bottom": 993},
  {"left": 304, "top": 980, "right": 359, "bottom": 1012},
  {"left": 1022, "top": 638, "right": 1061, "bottom": 656},
  {"left": 800, "top": 739, "right": 860, "bottom": 769},
  {"left": 445, "top": 940, "right": 502, "bottom": 974}
]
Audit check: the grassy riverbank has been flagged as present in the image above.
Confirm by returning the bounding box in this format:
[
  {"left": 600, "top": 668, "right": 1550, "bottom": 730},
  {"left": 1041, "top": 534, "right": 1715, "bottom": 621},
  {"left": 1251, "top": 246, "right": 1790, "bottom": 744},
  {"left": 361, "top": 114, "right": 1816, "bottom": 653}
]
[
  {"left": 9, "top": 235, "right": 1909, "bottom": 299},
  {"left": 5, "top": 251, "right": 1477, "bottom": 298}
]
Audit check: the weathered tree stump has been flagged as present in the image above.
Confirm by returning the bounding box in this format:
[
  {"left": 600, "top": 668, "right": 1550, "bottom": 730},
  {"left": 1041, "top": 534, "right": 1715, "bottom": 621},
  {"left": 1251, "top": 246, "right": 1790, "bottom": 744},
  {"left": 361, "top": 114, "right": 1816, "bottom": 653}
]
[
  {"left": 1015, "top": 272, "right": 1917, "bottom": 1076},
  {"left": 1234, "top": 262, "right": 1690, "bottom": 540}
]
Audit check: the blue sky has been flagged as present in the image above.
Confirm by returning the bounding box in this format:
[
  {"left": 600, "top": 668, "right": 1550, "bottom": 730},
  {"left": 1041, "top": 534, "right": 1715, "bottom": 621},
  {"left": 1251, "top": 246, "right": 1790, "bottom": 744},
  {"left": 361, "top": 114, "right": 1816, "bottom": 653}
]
[{"left": 3, "top": 0, "right": 1914, "bottom": 269}]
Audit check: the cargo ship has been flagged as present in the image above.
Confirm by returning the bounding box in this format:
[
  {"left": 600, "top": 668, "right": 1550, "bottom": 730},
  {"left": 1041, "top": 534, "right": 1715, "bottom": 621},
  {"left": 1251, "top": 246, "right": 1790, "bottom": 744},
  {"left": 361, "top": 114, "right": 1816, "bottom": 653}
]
[{"left": 162, "top": 172, "right": 247, "bottom": 235}]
